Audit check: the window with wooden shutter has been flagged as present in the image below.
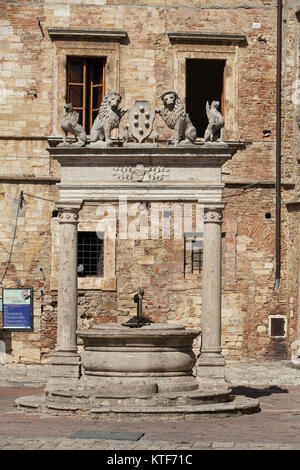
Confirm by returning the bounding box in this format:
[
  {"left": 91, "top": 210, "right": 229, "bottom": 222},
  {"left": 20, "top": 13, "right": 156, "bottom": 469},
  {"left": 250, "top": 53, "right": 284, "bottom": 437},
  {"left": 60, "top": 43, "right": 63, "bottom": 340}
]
[{"left": 67, "top": 57, "right": 106, "bottom": 134}]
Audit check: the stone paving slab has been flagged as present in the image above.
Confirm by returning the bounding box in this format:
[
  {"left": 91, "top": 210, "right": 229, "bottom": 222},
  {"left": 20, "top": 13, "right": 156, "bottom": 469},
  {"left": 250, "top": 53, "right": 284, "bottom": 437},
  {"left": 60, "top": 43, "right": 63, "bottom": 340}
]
[
  {"left": 69, "top": 430, "right": 145, "bottom": 440},
  {"left": 0, "top": 361, "right": 299, "bottom": 451},
  {"left": 0, "top": 438, "right": 299, "bottom": 450},
  {"left": 225, "top": 361, "right": 300, "bottom": 386}
]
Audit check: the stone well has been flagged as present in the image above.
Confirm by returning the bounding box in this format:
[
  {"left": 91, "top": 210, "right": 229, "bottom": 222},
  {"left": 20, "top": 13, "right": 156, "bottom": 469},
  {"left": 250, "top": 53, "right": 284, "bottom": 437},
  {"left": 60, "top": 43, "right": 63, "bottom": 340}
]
[
  {"left": 77, "top": 323, "right": 199, "bottom": 395},
  {"left": 17, "top": 322, "right": 259, "bottom": 419}
]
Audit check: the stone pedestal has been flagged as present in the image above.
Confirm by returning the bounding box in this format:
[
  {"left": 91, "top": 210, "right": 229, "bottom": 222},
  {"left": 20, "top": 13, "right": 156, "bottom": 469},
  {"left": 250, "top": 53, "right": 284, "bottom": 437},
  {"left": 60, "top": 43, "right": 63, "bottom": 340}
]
[
  {"left": 45, "top": 202, "right": 82, "bottom": 392},
  {"left": 196, "top": 204, "right": 227, "bottom": 385}
]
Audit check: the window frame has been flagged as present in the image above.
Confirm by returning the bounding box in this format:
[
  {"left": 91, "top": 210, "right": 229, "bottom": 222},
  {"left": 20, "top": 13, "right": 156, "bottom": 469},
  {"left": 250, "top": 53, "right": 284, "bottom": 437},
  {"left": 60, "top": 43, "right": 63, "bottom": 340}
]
[
  {"left": 77, "top": 230, "right": 104, "bottom": 278},
  {"left": 184, "top": 232, "right": 203, "bottom": 278},
  {"left": 53, "top": 39, "right": 121, "bottom": 138},
  {"left": 268, "top": 315, "right": 287, "bottom": 339},
  {"left": 50, "top": 213, "right": 116, "bottom": 292},
  {"left": 173, "top": 44, "right": 239, "bottom": 140},
  {"left": 185, "top": 58, "right": 226, "bottom": 139}
]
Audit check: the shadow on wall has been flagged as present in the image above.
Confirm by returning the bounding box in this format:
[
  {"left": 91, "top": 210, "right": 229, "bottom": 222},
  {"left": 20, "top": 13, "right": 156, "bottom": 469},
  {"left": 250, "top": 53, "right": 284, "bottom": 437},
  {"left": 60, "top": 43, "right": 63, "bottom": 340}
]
[{"left": 266, "top": 339, "right": 289, "bottom": 360}]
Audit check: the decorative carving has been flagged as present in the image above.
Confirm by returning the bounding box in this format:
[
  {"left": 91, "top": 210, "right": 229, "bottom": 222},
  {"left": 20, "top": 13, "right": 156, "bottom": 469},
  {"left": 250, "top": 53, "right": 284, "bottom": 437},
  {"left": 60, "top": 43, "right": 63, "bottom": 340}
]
[
  {"left": 123, "top": 100, "right": 158, "bottom": 145},
  {"left": 114, "top": 163, "right": 169, "bottom": 182},
  {"left": 156, "top": 91, "right": 197, "bottom": 145},
  {"left": 58, "top": 103, "right": 87, "bottom": 147},
  {"left": 204, "top": 101, "right": 225, "bottom": 142},
  {"left": 90, "top": 92, "right": 128, "bottom": 146},
  {"left": 58, "top": 209, "right": 79, "bottom": 223},
  {"left": 204, "top": 208, "right": 223, "bottom": 223}
]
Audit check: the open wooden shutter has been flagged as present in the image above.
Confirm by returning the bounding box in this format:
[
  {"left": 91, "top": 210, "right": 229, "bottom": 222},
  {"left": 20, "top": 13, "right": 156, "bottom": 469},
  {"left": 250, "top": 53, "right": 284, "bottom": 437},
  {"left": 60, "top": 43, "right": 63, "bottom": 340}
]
[
  {"left": 221, "top": 62, "right": 226, "bottom": 116},
  {"left": 89, "top": 59, "right": 106, "bottom": 134},
  {"left": 67, "top": 58, "right": 87, "bottom": 130},
  {"left": 67, "top": 57, "right": 106, "bottom": 134}
]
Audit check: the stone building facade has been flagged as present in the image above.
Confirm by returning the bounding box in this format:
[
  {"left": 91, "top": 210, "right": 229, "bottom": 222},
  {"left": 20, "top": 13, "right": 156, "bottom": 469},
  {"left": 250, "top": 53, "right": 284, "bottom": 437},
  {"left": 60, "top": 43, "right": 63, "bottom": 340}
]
[{"left": 0, "top": 0, "right": 299, "bottom": 364}]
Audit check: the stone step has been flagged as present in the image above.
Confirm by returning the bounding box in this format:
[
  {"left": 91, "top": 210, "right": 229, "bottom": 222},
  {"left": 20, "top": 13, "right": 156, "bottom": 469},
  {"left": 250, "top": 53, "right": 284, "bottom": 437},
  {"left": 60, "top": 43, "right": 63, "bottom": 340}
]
[{"left": 15, "top": 393, "right": 260, "bottom": 419}]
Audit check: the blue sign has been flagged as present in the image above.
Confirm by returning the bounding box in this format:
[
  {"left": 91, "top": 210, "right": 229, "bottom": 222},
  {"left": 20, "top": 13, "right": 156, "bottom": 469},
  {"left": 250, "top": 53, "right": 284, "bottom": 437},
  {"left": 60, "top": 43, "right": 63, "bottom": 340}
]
[{"left": 2, "top": 288, "right": 33, "bottom": 331}]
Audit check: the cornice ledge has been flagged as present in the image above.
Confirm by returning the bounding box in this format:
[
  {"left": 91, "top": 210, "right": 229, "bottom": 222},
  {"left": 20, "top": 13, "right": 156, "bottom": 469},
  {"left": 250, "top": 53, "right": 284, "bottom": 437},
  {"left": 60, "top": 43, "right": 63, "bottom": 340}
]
[
  {"left": 286, "top": 198, "right": 300, "bottom": 210},
  {"left": 47, "top": 28, "right": 128, "bottom": 41},
  {"left": 167, "top": 32, "right": 247, "bottom": 44}
]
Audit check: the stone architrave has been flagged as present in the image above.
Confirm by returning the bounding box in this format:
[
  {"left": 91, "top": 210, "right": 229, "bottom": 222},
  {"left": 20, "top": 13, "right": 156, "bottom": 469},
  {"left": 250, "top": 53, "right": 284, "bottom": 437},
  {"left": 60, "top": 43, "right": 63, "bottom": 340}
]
[
  {"left": 45, "top": 201, "right": 82, "bottom": 392},
  {"left": 196, "top": 204, "right": 227, "bottom": 384}
]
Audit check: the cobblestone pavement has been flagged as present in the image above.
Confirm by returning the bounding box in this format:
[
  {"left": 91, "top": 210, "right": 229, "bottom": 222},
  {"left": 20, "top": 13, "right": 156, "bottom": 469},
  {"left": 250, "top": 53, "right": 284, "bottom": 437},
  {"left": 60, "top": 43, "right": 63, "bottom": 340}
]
[{"left": 0, "top": 361, "right": 299, "bottom": 451}]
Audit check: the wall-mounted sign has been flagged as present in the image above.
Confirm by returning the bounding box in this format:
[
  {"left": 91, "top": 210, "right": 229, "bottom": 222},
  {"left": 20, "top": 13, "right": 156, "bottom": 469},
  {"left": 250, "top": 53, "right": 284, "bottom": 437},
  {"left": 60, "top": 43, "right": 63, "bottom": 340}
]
[{"left": 2, "top": 288, "right": 33, "bottom": 331}]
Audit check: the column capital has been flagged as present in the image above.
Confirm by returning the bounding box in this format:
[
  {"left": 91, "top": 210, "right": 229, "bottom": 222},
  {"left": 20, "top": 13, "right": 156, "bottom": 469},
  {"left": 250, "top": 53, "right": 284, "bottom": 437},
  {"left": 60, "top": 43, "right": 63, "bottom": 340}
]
[
  {"left": 203, "top": 204, "right": 225, "bottom": 224},
  {"left": 56, "top": 201, "right": 82, "bottom": 223}
]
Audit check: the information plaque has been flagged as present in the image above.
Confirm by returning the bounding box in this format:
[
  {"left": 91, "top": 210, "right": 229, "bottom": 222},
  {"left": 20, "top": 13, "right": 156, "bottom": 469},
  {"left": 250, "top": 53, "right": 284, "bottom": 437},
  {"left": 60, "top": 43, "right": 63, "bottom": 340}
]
[{"left": 2, "top": 288, "right": 33, "bottom": 331}]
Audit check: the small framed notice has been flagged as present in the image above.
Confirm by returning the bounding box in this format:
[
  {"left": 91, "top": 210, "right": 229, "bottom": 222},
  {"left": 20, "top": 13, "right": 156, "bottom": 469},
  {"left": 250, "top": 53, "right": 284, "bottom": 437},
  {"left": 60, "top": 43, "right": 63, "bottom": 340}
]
[{"left": 2, "top": 288, "right": 33, "bottom": 331}]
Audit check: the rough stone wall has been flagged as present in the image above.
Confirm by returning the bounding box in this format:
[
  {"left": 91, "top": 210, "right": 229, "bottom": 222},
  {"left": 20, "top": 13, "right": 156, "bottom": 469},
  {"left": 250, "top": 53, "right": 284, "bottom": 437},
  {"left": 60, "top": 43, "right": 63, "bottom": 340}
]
[
  {"left": 0, "top": 0, "right": 299, "bottom": 363},
  {"left": 0, "top": 181, "right": 57, "bottom": 363}
]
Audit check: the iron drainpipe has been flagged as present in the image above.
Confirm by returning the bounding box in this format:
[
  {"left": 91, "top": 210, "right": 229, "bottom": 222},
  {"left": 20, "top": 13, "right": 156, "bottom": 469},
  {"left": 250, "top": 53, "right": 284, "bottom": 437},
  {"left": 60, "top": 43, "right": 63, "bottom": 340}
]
[{"left": 275, "top": 0, "right": 282, "bottom": 290}]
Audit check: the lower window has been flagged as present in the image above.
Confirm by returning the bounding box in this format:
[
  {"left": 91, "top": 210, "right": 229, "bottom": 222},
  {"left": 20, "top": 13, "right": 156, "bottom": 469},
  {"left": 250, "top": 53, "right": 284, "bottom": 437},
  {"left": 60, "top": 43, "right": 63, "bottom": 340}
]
[
  {"left": 268, "top": 316, "right": 286, "bottom": 338},
  {"left": 77, "top": 231, "right": 104, "bottom": 277}
]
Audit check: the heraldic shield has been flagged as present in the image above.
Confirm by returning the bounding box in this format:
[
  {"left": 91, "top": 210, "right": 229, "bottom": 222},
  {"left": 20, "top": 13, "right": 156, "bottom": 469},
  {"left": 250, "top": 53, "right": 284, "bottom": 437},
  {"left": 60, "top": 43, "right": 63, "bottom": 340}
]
[{"left": 127, "top": 100, "right": 155, "bottom": 143}]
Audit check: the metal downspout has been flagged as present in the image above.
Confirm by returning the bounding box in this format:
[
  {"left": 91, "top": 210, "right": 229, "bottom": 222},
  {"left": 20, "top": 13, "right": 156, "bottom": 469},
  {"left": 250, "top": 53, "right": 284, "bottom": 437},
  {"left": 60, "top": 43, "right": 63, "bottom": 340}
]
[{"left": 275, "top": 0, "right": 282, "bottom": 290}]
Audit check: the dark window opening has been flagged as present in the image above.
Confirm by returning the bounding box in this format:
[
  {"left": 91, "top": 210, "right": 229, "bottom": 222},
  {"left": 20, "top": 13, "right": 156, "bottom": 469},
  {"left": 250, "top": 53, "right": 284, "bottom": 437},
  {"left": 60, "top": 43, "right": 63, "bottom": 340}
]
[
  {"left": 186, "top": 59, "right": 226, "bottom": 139},
  {"left": 270, "top": 317, "right": 285, "bottom": 337},
  {"left": 77, "top": 231, "right": 104, "bottom": 277},
  {"left": 67, "top": 57, "right": 106, "bottom": 135}
]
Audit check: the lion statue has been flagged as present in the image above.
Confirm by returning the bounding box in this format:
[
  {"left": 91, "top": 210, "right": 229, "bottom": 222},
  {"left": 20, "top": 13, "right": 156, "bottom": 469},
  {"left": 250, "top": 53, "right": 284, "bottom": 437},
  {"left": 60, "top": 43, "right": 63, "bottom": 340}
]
[
  {"left": 59, "top": 103, "right": 87, "bottom": 147},
  {"left": 204, "top": 100, "right": 225, "bottom": 142},
  {"left": 90, "top": 92, "right": 128, "bottom": 146},
  {"left": 155, "top": 91, "right": 197, "bottom": 145}
]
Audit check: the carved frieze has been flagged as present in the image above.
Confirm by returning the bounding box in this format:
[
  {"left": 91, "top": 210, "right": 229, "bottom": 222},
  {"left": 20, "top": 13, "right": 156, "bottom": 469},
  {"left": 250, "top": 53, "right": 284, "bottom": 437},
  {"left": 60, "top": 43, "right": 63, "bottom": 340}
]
[{"left": 114, "top": 163, "right": 169, "bottom": 182}]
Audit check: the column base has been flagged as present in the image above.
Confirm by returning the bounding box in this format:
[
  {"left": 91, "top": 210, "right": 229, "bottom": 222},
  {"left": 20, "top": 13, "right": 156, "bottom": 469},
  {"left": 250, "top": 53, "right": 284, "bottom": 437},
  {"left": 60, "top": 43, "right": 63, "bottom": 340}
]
[
  {"left": 195, "top": 352, "right": 229, "bottom": 388},
  {"left": 45, "top": 351, "right": 80, "bottom": 393}
]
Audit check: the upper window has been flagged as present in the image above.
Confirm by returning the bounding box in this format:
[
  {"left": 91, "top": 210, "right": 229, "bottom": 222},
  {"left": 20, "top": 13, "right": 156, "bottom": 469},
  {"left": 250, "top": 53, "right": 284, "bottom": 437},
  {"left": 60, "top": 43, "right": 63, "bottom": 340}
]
[
  {"left": 186, "top": 59, "right": 226, "bottom": 139},
  {"left": 67, "top": 57, "right": 106, "bottom": 134}
]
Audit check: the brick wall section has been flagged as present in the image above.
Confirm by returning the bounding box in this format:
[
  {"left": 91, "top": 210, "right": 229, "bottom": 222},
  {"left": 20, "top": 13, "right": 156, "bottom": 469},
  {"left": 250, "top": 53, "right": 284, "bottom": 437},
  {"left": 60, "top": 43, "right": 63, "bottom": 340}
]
[{"left": 0, "top": 0, "right": 299, "bottom": 363}]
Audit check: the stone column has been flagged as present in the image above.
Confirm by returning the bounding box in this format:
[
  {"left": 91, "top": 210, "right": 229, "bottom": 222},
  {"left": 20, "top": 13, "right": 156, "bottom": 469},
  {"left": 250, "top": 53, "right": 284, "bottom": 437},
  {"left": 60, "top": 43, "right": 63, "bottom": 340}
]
[
  {"left": 45, "top": 201, "right": 82, "bottom": 392},
  {"left": 196, "top": 203, "right": 227, "bottom": 386}
]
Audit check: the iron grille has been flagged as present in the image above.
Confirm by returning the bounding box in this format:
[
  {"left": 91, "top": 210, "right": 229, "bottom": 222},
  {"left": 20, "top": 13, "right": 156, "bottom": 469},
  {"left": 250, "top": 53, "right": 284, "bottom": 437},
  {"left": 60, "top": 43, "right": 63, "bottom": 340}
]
[
  {"left": 184, "top": 232, "right": 203, "bottom": 277},
  {"left": 77, "top": 231, "right": 104, "bottom": 277}
]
